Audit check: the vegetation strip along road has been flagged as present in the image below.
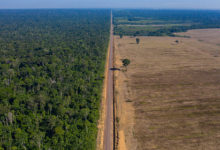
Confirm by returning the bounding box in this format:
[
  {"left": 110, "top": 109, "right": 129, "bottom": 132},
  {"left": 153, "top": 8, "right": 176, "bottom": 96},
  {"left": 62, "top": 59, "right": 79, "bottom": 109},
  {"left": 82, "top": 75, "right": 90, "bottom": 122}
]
[{"left": 103, "top": 11, "right": 114, "bottom": 150}]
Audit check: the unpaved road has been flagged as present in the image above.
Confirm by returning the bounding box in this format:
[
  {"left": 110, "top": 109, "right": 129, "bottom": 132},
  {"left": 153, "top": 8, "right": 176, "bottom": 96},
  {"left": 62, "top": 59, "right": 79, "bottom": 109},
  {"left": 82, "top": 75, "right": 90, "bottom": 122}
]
[{"left": 103, "top": 11, "right": 114, "bottom": 150}]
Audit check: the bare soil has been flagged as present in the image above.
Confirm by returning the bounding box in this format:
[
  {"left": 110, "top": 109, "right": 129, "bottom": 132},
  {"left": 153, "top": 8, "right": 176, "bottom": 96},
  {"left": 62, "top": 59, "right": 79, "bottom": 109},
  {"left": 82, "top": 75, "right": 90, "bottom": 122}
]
[
  {"left": 114, "top": 43, "right": 137, "bottom": 150},
  {"left": 114, "top": 29, "right": 220, "bottom": 150},
  {"left": 176, "top": 29, "right": 220, "bottom": 46}
]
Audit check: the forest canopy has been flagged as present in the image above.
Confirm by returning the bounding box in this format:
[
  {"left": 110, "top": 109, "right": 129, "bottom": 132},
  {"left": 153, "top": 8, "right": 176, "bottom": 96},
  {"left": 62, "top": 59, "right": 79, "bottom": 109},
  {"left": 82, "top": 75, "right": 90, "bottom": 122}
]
[{"left": 0, "top": 9, "right": 110, "bottom": 150}]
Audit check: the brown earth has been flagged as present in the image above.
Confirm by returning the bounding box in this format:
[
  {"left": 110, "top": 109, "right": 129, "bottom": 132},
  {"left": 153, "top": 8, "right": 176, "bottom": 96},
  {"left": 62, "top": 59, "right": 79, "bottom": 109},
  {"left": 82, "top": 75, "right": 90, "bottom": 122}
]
[
  {"left": 114, "top": 29, "right": 220, "bottom": 150},
  {"left": 176, "top": 29, "right": 220, "bottom": 46}
]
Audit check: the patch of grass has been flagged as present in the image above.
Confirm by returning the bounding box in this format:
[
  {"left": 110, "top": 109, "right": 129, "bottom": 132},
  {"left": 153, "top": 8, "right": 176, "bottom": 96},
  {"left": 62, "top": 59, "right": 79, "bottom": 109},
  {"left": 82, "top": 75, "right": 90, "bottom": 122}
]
[
  {"left": 116, "top": 117, "right": 120, "bottom": 123},
  {"left": 114, "top": 24, "right": 192, "bottom": 36}
]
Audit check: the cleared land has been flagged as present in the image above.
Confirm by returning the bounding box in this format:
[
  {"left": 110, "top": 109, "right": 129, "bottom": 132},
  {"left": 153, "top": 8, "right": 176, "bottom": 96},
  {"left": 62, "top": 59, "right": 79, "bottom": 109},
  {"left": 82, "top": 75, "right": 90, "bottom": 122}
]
[
  {"left": 176, "top": 29, "right": 220, "bottom": 46},
  {"left": 114, "top": 29, "right": 220, "bottom": 150}
]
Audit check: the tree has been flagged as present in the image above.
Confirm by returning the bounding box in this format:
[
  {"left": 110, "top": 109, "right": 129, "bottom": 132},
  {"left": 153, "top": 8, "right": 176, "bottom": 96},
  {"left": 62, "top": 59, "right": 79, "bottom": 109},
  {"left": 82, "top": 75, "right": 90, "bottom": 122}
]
[
  {"left": 122, "top": 59, "right": 130, "bottom": 71},
  {"left": 119, "top": 34, "right": 123, "bottom": 39},
  {"left": 136, "top": 38, "right": 140, "bottom": 44}
]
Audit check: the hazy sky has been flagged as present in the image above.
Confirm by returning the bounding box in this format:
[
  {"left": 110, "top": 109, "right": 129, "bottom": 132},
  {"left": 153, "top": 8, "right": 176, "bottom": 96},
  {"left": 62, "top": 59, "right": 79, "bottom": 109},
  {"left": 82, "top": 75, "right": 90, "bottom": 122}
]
[{"left": 0, "top": 0, "right": 220, "bottom": 9}]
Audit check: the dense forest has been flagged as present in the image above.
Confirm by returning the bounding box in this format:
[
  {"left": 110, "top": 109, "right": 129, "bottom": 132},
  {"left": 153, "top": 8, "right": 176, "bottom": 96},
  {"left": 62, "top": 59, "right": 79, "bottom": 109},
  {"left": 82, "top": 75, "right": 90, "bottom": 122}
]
[
  {"left": 0, "top": 9, "right": 110, "bottom": 150},
  {"left": 113, "top": 10, "right": 220, "bottom": 36}
]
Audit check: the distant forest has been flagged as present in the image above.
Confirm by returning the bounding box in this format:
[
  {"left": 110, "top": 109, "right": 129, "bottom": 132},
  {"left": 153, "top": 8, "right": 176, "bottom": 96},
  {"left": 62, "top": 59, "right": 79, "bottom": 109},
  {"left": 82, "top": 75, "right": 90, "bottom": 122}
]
[
  {"left": 113, "top": 10, "right": 220, "bottom": 36},
  {"left": 0, "top": 9, "right": 110, "bottom": 150}
]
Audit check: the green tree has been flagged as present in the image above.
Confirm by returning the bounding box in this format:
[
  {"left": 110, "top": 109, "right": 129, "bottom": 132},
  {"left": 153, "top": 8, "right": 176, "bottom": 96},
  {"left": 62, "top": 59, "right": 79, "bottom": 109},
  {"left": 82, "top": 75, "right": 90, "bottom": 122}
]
[
  {"left": 122, "top": 59, "right": 131, "bottom": 71},
  {"left": 136, "top": 38, "right": 140, "bottom": 44},
  {"left": 122, "top": 59, "right": 130, "bottom": 67},
  {"left": 119, "top": 34, "right": 123, "bottom": 39}
]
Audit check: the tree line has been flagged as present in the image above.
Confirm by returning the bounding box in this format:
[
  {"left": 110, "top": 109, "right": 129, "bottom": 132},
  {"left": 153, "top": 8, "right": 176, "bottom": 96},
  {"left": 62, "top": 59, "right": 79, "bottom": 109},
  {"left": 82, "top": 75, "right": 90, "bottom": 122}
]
[{"left": 113, "top": 9, "right": 220, "bottom": 36}]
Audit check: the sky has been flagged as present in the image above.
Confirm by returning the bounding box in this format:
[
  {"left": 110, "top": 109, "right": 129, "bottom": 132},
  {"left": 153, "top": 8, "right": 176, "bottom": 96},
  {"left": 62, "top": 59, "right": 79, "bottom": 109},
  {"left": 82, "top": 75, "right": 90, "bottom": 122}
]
[{"left": 0, "top": 0, "right": 220, "bottom": 9}]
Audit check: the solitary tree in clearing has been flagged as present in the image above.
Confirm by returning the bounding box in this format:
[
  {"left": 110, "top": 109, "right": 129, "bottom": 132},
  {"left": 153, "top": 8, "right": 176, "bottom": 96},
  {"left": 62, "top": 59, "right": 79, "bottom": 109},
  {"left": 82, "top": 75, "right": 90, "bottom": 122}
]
[
  {"left": 119, "top": 34, "right": 123, "bottom": 39},
  {"left": 122, "top": 59, "right": 130, "bottom": 71},
  {"left": 136, "top": 38, "right": 140, "bottom": 44}
]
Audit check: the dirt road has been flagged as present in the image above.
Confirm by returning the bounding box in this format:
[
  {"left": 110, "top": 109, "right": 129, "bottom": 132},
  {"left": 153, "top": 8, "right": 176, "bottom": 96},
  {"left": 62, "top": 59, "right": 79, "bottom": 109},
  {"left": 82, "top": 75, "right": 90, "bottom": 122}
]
[{"left": 103, "top": 11, "right": 114, "bottom": 150}]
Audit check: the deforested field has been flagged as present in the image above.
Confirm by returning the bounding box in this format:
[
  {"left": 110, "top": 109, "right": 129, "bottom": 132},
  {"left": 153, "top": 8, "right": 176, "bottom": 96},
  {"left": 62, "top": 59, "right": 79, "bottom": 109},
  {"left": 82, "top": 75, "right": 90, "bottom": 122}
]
[
  {"left": 0, "top": 9, "right": 110, "bottom": 149},
  {"left": 114, "top": 29, "right": 220, "bottom": 150}
]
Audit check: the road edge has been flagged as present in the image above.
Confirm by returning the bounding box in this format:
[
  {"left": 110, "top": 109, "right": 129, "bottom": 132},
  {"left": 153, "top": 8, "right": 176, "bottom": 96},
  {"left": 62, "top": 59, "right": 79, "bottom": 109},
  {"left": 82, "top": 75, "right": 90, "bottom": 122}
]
[{"left": 96, "top": 11, "right": 112, "bottom": 150}]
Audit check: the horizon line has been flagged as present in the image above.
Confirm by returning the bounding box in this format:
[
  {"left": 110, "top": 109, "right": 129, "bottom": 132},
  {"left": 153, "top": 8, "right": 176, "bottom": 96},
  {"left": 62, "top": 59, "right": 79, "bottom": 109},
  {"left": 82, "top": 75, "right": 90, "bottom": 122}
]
[{"left": 0, "top": 8, "right": 220, "bottom": 11}]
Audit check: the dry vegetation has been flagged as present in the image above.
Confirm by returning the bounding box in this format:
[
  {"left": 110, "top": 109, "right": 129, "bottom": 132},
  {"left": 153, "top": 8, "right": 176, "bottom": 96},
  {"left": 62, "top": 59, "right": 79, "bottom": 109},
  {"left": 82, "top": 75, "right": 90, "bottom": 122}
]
[
  {"left": 176, "top": 29, "right": 220, "bottom": 46},
  {"left": 114, "top": 29, "right": 220, "bottom": 150}
]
